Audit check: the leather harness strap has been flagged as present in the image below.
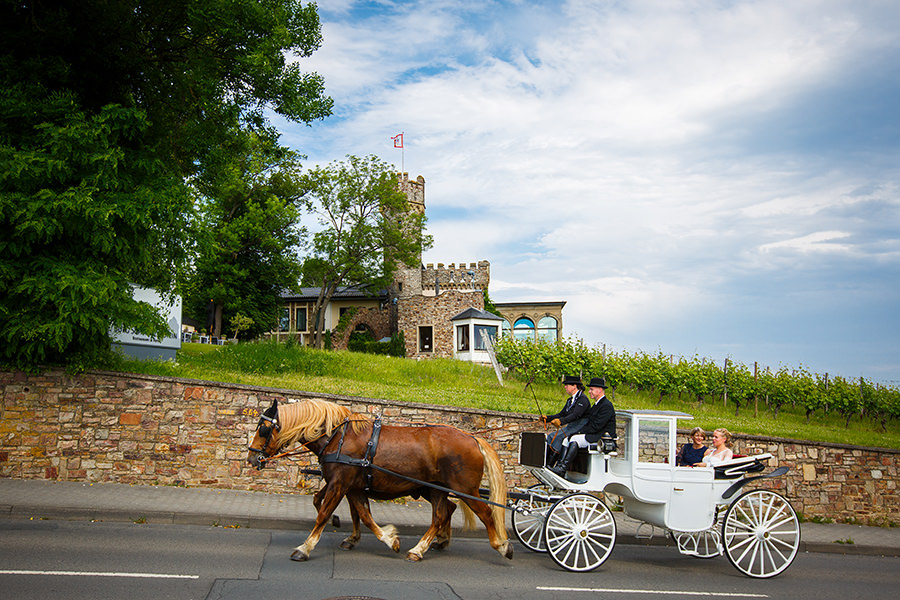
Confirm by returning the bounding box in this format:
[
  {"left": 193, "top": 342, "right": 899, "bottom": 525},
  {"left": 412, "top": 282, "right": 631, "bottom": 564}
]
[{"left": 320, "top": 415, "right": 383, "bottom": 491}]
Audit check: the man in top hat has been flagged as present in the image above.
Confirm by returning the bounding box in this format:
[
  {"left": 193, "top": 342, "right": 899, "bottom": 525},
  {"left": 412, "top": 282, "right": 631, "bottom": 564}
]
[
  {"left": 541, "top": 375, "right": 590, "bottom": 466},
  {"left": 550, "top": 377, "right": 616, "bottom": 477}
]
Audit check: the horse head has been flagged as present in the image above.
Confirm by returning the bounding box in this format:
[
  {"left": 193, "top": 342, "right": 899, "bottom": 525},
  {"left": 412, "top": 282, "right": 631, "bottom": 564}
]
[{"left": 247, "top": 399, "right": 280, "bottom": 469}]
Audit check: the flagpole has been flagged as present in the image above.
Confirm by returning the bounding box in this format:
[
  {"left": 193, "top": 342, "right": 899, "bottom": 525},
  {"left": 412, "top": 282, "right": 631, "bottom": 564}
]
[{"left": 401, "top": 131, "right": 405, "bottom": 174}]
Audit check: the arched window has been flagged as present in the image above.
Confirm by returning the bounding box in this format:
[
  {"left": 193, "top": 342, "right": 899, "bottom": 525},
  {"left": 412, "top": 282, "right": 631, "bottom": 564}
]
[
  {"left": 537, "top": 316, "right": 558, "bottom": 341},
  {"left": 514, "top": 317, "right": 535, "bottom": 341}
]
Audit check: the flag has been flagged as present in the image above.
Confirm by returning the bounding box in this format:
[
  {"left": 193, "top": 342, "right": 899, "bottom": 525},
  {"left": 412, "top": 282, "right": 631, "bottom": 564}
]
[{"left": 391, "top": 133, "right": 403, "bottom": 148}]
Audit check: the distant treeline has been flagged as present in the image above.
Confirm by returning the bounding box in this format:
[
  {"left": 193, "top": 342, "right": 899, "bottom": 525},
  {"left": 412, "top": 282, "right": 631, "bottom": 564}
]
[{"left": 493, "top": 337, "right": 900, "bottom": 429}]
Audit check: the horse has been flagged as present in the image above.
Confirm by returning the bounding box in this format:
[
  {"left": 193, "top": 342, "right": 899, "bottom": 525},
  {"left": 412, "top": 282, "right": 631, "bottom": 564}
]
[{"left": 246, "top": 398, "right": 513, "bottom": 563}]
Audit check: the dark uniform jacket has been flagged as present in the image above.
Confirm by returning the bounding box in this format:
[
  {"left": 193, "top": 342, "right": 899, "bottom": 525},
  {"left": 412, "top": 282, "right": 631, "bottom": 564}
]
[
  {"left": 546, "top": 390, "right": 590, "bottom": 425},
  {"left": 577, "top": 395, "right": 616, "bottom": 443}
]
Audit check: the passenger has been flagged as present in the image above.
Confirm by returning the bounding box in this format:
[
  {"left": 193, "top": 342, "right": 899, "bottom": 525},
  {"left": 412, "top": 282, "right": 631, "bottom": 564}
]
[
  {"left": 696, "top": 428, "right": 733, "bottom": 467},
  {"left": 541, "top": 374, "right": 590, "bottom": 466},
  {"left": 550, "top": 377, "right": 616, "bottom": 477},
  {"left": 677, "top": 427, "right": 708, "bottom": 466}
]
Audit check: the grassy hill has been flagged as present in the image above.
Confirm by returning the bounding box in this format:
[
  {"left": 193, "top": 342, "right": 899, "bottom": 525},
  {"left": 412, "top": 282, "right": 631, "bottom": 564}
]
[{"left": 114, "top": 341, "right": 900, "bottom": 450}]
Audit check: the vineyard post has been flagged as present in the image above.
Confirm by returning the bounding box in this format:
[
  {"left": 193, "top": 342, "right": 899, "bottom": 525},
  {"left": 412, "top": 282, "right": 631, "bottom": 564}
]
[
  {"left": 754, "top": 361, "right": 759, "bottom": 418},
  {"left": 723, "top": 358, "right": 728, "bottom": 408}
]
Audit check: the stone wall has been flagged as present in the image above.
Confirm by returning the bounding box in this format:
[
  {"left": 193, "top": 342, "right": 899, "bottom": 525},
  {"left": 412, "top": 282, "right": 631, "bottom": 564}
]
[
  {"left": 330, "top": 306, "right": 393, "bottom": 351},
  {"left": 1, "top": 370, "right": 898, "bottom": 524}
]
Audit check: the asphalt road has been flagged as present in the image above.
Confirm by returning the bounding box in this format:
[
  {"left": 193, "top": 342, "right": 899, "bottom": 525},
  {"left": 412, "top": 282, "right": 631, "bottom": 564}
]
[{"left": 2, "top": 520, "right": 898, "bottom": 600}]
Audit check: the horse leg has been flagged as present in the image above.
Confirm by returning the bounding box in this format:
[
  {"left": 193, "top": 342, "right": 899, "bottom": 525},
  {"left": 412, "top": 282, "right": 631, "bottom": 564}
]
[
  {"left": 291, "top": 484, "right": 346, "bottom": 562},
  {"left": 406, "top": 491, "right": 453, "bottom": 562},
  {"left": 338, "top": 495, "right": 363, "bottom": 550},
  {"left": 460, "top": 495, "right": 513, "bottom": 560},
  {"left": 431, "top": 496, "right": 458, "bottom": 550},
  {"left": 344, "top": 491, "right": 400, "bottom": 553}
]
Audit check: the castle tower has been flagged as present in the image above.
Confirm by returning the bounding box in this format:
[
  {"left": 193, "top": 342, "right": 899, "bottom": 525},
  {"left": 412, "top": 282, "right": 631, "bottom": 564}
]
[{"left": 392, "top": 173, "right": 426, "bottom": 299}]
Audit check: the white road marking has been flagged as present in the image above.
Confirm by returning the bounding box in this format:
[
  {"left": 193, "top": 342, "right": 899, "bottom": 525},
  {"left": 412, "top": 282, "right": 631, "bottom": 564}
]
[
  {"left": 0, "top": 570, "right": 199, "bottom": 579},
  {"left": 537, "top": 587, "right": 768, "bottom": 598}
]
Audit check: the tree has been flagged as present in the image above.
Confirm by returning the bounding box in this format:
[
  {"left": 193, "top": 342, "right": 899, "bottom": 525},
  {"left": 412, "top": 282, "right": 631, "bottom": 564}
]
[
  {"left": 186, "top": 128, "right": 306, "bottom": 340},
  {"left": 0, "top": 1, "right": 332, "bottom": 368},
  {"left": 300, "top": 155, "right": 432, "bottom": 349}
]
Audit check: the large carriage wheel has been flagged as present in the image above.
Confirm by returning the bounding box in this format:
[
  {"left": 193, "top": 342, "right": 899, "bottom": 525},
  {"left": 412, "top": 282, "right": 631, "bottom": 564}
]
[
  {"left": 512, "top": 484, "right": 554, "bottom": 553},
  {"left": 722, "top": 489, "right": 800, "bottom": 578},
  {"left": 543, "top": 493, "right": 616, "bottom": 572}
]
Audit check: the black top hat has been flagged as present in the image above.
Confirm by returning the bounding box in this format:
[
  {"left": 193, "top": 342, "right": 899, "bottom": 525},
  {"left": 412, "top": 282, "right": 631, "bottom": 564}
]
[
  {"left": 561, "top": 375, "right": 582, "bottom": 386},
  {"left": 587, "top": 377, "right": 608, "bottom": 389}
]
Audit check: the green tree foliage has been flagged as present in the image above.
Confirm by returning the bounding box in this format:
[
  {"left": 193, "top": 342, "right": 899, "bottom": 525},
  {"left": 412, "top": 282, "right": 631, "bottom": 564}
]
[
  {"left": 186, "top": 129, "right": 306, "bottom": 339},
  {"left": 0, "top": 0, "right": 332, "bottom": 368},
  {"left": 300, "top": 155, "right": 432, "bottom": 348}
]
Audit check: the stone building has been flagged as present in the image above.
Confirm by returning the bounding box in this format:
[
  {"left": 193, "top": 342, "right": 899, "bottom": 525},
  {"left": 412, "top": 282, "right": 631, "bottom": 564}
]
[{"left": 272, "top": 173, "right": 566, "bottom": 361}]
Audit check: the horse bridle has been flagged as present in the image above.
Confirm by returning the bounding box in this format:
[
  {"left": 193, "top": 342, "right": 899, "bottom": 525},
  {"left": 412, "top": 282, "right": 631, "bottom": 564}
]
[{"left": 249, "top": 409, "right": 280, "bottom": 466}]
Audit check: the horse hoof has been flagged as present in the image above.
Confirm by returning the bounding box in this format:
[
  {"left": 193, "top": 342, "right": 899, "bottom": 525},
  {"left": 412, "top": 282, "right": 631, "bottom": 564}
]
[
  {"left": 504, "top": 546, "right": 514, "bottom": 560},
  {"left": 391, "top": 539, "right": 401, "bottom": 553},
  {"left": 405, "top": 552, "right": 423, "bottom": 562},
  {"left": 431, "top": 540, "right": 450, "bottom": 550},
  {"left": 339, "top": 541, "right": 355, "bottom": 551},
  {"left": 290, "top": 550, "right": 309, "bottom": 562}
]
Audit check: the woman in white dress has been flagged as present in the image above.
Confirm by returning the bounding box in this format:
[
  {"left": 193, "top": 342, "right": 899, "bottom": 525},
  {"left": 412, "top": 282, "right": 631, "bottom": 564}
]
[{"left": 696, "top": 428, "right": 733, "bottom": 467}]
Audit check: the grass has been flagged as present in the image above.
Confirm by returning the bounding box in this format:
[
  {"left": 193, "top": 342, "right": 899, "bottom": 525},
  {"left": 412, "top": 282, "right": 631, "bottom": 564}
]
[{"left": 112, "top": 340, "right": 900, "bottom": 450}]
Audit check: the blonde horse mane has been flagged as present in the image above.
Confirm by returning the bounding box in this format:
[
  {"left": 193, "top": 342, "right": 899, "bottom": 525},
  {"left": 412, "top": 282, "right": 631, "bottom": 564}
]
[{"left": 277, "top": 399, "right": 370, "bottom": 449}]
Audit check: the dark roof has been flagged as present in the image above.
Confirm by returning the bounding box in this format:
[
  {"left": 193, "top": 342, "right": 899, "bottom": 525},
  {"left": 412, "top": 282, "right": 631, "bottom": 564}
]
[
  {"left": 450, "top": 307, "right": 504, "bottom": 322},
  {"left": 279, "top": 286, "right": 388, "bottom": 301}
]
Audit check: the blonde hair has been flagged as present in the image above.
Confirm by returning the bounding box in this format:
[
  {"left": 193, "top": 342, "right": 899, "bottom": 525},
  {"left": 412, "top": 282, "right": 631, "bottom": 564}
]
[
  {"left": 276, "top": 400, "right": 370, "bottom": 449},
  {"left": 714, "top": 427, "right": 733, "bottom": 447}
]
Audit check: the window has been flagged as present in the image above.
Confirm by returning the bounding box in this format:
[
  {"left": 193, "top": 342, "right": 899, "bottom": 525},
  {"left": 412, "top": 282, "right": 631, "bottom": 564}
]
[
  {"left": 513, "top": 317, "right": 535, "bottom": 341},
  {"left": 501, "top": 319, "right": 511, "bottom": 337},
  {"left": 278, "top": 307, "right": 290, "bottom": 332},
  {"left": 294, "top": 307, "right": 308, "bottom": 332},
  {"left": 418, "top": 326, "right": 433, "bottom": 352},
  {"left": 456, "top": 325, "right": 470, "bottom": 351},
  {"left": 637, "top": 420, "right": 670, "bottom": 464},
  {"left": 537, "top": 316, "right": 558, "bottom": 341},
  {"left": 474, "top": 325, "right": 497, "bottom": 350}
]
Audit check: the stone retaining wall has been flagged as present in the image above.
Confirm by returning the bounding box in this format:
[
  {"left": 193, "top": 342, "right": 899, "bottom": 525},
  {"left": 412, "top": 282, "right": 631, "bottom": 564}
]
[{"left": 1, "top": 370, "right": 897, "bottom": 525}]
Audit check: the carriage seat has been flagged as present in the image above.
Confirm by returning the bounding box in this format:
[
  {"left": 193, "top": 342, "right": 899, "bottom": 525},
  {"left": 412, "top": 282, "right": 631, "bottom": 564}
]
[{"left": 713, "top": 453, "right": 772, "bottom": 479}]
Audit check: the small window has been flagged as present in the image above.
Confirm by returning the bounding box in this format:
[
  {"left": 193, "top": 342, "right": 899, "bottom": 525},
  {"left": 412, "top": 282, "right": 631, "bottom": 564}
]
[
  {"left": 501, "top": 319, "right": 511, "bottom": 336},
  {"left": 278, "top": 307, "right": 290, "bottom": 332},
  {"left": 474, "top": 325, "right": 497, "bottom": 350},
  {"left": 294, "top": 307, "right": 308, "bottom": 332},
  {"left": 418, "top": 326, "right": 433, "bottom": 352},
  {"left": 456, "top": 325, "right": 470, "bottom": 351},
  {"left": 637, "top": 419, "right": 670, "bottom": 464}
]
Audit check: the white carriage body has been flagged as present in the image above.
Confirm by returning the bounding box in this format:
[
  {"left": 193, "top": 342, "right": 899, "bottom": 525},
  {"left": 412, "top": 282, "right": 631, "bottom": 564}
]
[{"left": 525, "top": 409, "right": 771, "bottom": 532}]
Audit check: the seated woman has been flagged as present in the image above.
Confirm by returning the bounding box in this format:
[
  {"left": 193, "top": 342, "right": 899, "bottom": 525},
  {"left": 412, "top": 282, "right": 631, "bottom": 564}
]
[
  {"left": 676, "top": 427, "right": 708, "bottom": 466},
  {"left": 695, "top": 427, "right": 733, "bottom": 467}
]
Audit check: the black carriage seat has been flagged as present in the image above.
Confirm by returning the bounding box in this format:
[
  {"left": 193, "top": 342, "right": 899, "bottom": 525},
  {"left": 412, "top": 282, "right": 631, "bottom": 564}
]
[
  {"left": 713, "top": 453, "right": 772, "bottom": 479},
  {"left": 586, "top": 433, "right": 618, "bottom": 455}
]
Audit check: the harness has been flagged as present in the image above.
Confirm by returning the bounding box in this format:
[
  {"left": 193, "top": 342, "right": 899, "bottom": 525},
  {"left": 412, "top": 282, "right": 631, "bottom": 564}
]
[{"left": 320, "top": 415, "right": 383, "bottom": 491}]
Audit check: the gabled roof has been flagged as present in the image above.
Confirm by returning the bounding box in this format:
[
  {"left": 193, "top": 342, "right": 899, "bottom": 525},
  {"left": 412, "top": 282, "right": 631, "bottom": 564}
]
[{"left": 450, "top": 307, "right": 504, "bottom": 322}]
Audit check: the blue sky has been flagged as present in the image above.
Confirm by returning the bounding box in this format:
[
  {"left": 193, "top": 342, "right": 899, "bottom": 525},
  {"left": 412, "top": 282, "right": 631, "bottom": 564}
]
[{"left": 277, "top": 0, "right": 900, "bottom": 384}]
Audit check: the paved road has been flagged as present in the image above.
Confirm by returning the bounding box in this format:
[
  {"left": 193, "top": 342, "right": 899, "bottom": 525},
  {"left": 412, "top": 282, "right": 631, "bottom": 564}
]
[{"left": 2, "top": 520, "right": 898, "bottom": 600}]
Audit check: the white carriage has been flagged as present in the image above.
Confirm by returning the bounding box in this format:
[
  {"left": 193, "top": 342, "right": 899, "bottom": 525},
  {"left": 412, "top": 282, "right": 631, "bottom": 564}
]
[{"left": 513, "top": 409, "right": 800, "bottom": 578}]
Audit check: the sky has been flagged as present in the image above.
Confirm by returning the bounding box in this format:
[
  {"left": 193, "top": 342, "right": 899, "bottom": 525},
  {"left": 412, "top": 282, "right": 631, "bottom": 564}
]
[{"left": 275, "top": 0, "right": 900, "bottom": 384}]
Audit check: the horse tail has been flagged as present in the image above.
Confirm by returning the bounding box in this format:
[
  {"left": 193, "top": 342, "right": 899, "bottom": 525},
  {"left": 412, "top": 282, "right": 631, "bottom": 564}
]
[
  {"left": 475, "top": 436, "right": 509, "bottom": 543},
  {"left": 456, "top": 499, "right": 478, "bottom": 531}
]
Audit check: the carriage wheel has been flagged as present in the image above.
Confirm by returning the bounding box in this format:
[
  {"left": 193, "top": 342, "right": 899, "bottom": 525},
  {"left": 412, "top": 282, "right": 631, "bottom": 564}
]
[
  {"left": 543, "top": 493, "right": 616, "bottom": 572},
  {"left": 512, "top": 484, "right": 554, "bottom": 553},
  {"left": 675, "top": 529, "right": 722, "bottom": 558},
  {"left": 722, "top": 490, "right": 800, "bottom": 578}
]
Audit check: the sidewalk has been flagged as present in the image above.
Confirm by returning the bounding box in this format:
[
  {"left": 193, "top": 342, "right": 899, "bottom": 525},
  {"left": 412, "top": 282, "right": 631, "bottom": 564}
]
[{"left": 1, "top": 478, "right": 898, "bottom": 557}]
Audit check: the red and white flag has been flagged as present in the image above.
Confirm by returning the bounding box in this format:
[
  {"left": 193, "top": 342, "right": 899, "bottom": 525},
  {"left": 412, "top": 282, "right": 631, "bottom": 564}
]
[{"left": 391, "top": 133, "right": 404, "bottom": 148}]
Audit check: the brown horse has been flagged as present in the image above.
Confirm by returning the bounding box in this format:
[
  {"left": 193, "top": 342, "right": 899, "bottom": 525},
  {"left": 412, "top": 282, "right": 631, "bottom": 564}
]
[{"left": 246, "top": 398, "right": 512, "bottom": 562}]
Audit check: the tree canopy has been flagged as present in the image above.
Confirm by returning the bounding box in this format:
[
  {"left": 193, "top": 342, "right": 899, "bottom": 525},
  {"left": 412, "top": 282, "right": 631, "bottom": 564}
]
[
  {"left": 0, "top": 0, "right": 332, "bottom": 368},
  {"left": 301, "top": 155, "right": 432, "bottom": 348},
  {"left": 186, "top": 128, "right": 306, "bottom": 340}
]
